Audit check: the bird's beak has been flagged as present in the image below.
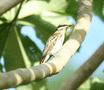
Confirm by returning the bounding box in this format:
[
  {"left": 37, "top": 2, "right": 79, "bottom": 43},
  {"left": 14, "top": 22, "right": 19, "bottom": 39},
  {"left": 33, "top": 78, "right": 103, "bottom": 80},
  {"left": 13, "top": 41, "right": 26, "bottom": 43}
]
[
  {"left": 67, "top": 24, "right": 74, "bottom": 30},
  {"left": 68, "top": 24, "right": 74, "bottom": 27}
]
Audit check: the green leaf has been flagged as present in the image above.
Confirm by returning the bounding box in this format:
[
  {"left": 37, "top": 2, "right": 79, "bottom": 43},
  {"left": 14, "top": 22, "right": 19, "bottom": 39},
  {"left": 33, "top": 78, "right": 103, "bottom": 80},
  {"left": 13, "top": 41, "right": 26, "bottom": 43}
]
[
  {"left": 3, "top": 27, "right": 26, "bottom": 71},
  {"left": 0, "top": 23, "right": 10, "bottom": 57},
  {"left": 79, "top": 78, "right": 104, "bottom": 90},
  {"left": 19, "top": 12, "right": 69, "bottom": 43},
  {"left": 0, "top": 63, "right": 3, "bottom": 72},
  {"left": 2, "top": 25, "right": 42, "bottom": 71},
  {"left": 18, "top": 0, "right": 48, "bottom": 18},
  {"left": 17, "top": 20, "right": 34, "bottom": 27},
  {"left": 18, "top": 0, "right": 77, "bottom": 19},
  {"left": 19, "top": 15, "right": 56, "bottom": 43},
  {"left": 93, "top": 0, "right": 104, "bottom": 21},
  {"left": 47, "top": 0, "right": 68, "bottom": 13},
  {"left": 0, "top": 17, "right": 8, "bottom": 24},
  {"left": 16, "top": 79, "right": 48, "bottom": 90},
  {"left": 65, "top": 0, "right": 78, "bottom": 18},
  {"left": 18, "top": 28, "right": 42, "bottom": 65},
  {"left": 17, "top": 0, "right": 71, "bottom": 44}
]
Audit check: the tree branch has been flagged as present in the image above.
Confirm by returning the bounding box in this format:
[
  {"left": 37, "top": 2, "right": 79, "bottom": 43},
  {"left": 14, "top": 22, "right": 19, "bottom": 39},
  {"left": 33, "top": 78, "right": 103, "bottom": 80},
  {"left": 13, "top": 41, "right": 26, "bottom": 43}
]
[
  {"left": 60, "top": 43, "right": 104, "bottom": 90},
  {"left": 49, "top": 0, "right": 92, "bottom": 72},
  {"left": 0, "top": 0, "right": 24, "bottom": 15},
  {"left": 0, "top": 0, "right": 92, "bottom": 89}
]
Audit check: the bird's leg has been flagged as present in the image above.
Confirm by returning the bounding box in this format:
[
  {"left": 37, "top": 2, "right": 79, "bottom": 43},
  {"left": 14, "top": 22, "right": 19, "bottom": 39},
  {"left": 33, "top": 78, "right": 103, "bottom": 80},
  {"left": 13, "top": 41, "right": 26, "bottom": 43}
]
[{"left": 45, "top": 54, "right": 55, "bottom": 63}]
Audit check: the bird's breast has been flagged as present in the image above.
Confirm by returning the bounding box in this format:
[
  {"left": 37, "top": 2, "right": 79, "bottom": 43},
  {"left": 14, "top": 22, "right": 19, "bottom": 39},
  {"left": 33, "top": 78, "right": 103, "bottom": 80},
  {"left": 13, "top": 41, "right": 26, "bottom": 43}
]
[{"left": 50, "top": 34, "right": 65, "bottom": 54}]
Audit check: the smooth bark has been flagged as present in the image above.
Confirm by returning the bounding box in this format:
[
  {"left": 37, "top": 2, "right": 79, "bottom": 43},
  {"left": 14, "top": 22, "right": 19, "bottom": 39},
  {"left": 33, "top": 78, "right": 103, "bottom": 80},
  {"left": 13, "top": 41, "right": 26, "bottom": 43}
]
[{"left": 0, "top": 0, "right": 23, "bottom": 15}]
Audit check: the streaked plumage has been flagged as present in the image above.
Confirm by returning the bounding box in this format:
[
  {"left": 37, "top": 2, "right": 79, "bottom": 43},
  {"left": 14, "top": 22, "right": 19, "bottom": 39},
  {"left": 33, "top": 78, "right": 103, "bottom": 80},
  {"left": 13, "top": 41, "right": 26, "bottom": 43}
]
[{"left": 40, "top": 24, "right": 72, "bottom": 64}]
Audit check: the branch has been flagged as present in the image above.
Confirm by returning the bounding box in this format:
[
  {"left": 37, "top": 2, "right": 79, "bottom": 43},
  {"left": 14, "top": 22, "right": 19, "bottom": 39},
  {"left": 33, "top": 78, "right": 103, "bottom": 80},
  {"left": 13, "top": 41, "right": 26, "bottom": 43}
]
[
  {"left": 0, "top": 0, "right": 92, "bottom": 89},
  {"left": 49, "top": 0, "right": 92, "bottom": 72},
  {"left": 0, "top": 0, "right": 24, "bottom": 15},
  {"left": 60, "top": 43, "right": 104, "bottom": 90}
]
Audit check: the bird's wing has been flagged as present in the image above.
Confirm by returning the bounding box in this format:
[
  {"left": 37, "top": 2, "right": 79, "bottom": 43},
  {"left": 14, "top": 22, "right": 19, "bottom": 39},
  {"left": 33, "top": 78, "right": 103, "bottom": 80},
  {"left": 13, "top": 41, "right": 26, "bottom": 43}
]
[{"left": 42, "top": 32, "right": 61, "bottom": 57}]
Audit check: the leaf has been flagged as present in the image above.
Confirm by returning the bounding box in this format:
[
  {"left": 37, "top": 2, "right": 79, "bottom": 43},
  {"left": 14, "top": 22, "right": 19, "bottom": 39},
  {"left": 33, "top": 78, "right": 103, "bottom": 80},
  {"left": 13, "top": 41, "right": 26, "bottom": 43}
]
[
  {"left": 0, "top": 17, "right": 7, "bottom": 23},
  {"left": 19, "top": 12, "right": 69, "bottom": 43},
  {"left": 18, "top": 0, "right": 68, "bottom": 18},
  {"left": 2, "top": 25, "right": 42, "bottom": 71},
  {"left": 79, "top": 78, "right": 104, "bottom": 90},
  {"left": 0, "top": 23, "right": 10, "bottom": 57},
  {"left": 16, "top": 79, "right": 47, "bottom": 90},
  {"left": 19, "top": 15, "right": 56, "bottom": 43},
  {"left": 3, "top": 27, "right": 26, "bottom": 71},
  {"left": 17, "top": 0, "right": 71, "bottom": 44},
  {"left": 93, "top": 0, "right": 104, "bottom": 21},
  {"left": 0, "top": 63, "right": 2, "bottom": 72},
  {"left": 65, "top": 0, "right": 78, "bottom": 18},
  {"left": 18, "top": 0, "right": 77, "bottom": 19},
  {"left": 18, "top": 28, "right": 42, "bottom": 65},
  {"left": 18, "top": 0, "right": 48, "bottom": 18}
]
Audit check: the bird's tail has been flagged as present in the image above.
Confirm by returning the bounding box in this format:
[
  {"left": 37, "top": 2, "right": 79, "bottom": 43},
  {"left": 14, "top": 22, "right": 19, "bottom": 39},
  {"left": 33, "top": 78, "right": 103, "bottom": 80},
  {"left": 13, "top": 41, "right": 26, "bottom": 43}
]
[
  {"left": 40, "top": 58, "right": 44, "bottom": 64},
  {"left": 40, "top": 55, "right": 50, "bottom": 64}
]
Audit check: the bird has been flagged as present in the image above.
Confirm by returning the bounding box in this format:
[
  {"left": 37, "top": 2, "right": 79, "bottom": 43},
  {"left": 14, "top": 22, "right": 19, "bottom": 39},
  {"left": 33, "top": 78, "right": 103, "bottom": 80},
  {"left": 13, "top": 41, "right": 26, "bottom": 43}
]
[{"left": 40, "top": 24, "right": 73, "bottom": 64}]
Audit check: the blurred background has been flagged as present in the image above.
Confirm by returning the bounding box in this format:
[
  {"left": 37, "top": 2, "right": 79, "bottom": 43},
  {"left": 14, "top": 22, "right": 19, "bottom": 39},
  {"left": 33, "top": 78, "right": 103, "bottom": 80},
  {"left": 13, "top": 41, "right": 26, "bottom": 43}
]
[{"left": 0, "top": 0, "right": 104, "bottom": 90}]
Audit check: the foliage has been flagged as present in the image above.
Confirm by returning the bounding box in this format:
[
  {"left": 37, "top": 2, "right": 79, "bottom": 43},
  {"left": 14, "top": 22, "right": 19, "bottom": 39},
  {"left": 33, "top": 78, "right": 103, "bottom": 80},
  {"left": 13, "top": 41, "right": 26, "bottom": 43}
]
[
  {"left": 0, "top": 0, "right": 74, "bottom": 71},
  {"left": 0, "top": 0, "right": 104, "bottom": 90},
  {"left": 79, "top": 77, "right": 104, "bottom": 90},
  {"left": 93, "top": 0, "right": 104, "bottom": 21}
]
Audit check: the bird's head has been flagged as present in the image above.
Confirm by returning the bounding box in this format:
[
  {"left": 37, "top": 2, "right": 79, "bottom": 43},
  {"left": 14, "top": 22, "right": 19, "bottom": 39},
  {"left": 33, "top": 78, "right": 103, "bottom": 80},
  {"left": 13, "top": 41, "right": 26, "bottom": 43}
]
[{"left": 57, "top": 24, "right": 73, "bottom": 31}]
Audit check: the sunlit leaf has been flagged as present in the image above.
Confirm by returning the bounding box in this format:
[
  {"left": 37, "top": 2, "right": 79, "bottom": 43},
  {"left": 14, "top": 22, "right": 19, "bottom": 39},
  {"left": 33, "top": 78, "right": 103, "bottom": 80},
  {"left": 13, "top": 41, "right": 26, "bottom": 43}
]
[
  {"left": 18, "top": 0, "right": 71, "bottom": 18},
  {"left": 78, "top": 78, "right": 91, "bottom": 90},
  {"left": 16, "top": 83, "right": 33, "bottom": 90},
  {"left": 47, "top": 0, "right": 68, "bottom": 13},
  {"left": 41, "top": 11, "right": 69, "bottom": 25},
  {"left": 18, "top": 0, "right": 48, "bottom": 18}
]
